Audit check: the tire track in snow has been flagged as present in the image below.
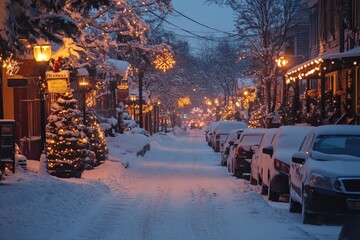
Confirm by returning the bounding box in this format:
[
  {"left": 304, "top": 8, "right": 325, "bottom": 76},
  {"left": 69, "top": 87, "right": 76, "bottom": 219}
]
[{"left": 189, "top": 149, "right": 223, "bottom": 240}]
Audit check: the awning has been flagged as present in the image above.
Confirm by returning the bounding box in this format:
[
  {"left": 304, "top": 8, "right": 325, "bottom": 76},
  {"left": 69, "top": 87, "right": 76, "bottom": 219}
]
[
  {"left": 325, "top": 47, "right": 360, "bottom": 59},
  {"left": 106, "top": 59, "right": 131, "bottom": 78},
  {"left": 285, "top": 47, "right": 360, "bottom": 81},
  {"left": 285, "top": 57, "right": 324, "bottom": 81}
]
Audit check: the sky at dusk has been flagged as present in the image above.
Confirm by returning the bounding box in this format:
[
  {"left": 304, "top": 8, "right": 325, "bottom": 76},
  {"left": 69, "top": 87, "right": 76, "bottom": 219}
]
[{"left": 165, "top": 0, "right": 236, "bottom": 51}]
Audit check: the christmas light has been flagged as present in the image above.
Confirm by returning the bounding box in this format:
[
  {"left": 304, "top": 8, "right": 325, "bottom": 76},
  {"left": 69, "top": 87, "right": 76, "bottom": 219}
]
[{"left": 153, "top": 49, "right": 175, "bottom": 72}]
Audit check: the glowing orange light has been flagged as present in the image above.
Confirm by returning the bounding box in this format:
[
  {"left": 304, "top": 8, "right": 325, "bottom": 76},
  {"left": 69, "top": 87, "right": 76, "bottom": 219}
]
[{"left": 153, "top": 49, "right": 175, "bottom": 72}]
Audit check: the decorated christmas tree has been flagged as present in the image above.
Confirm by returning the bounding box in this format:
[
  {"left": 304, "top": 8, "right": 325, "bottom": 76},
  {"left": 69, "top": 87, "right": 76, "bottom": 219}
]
[
  {"left": 248, "top": 104, "right": 267, "bottom": 128},
  {"left": 46, "top": 91, "right": 90, "bottom": 178},
  {"left": 83, "top": 110, "right": 108, "bottom": 166}
]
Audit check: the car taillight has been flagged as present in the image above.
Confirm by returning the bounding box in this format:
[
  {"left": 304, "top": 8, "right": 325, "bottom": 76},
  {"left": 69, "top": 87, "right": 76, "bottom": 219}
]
[
  {"left": 237, "top": 146, "right": 243, "bottom": 156},
  {"left": 216, "top": 134, "right": 220, "bottom": 139},
  {"left": 274, "top": 159, "right": 290, "bottom": 174}
]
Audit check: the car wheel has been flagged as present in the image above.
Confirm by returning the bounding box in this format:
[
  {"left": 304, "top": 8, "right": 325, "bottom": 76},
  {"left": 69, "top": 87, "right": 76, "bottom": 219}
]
[
  {"left": 258, "top": 175, "right": 262, "bottom": 186},
  {"left": 235, "top": 167, "right": 243, "bottom": 179},
  {"left": 234, "top": 165, "right": 241, "bottom": 178},
  {"left": 302, "top": 192, "right": 318, "bottom": 224},
  {"left": 289, "top": 190, "right": 301, "bottom": 213},
  {"left": 261, "top": 183, "right": 268, "bottom": 195},
  {"left": 268, "top": 185, "right": 280, "bottom": 202},
  {"left": 250, "top": 170, "right": 257, "bottom": 185}
]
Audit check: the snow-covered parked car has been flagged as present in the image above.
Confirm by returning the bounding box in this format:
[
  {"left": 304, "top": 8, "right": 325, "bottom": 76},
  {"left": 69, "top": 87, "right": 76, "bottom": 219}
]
[
  {"left": 206, "top": 121, "right": 220, "bottom": 147},
  {"left": 261, "top": 125, "right": 313, "bottom": 201},
  {"left": 289, "top": 125, "right": 360, "bottom": 224},
  {"left": 213, "top": 121, "right": 247, "bottom": 152},
  {"left": 231, "top": 128, "right": 267, "bottom": 179},
  {"left": 221, "top": 128, "right": 245, "bottom": 167},
  {"left": 250, "top": 128, "right": 278, "bottom": 185}
]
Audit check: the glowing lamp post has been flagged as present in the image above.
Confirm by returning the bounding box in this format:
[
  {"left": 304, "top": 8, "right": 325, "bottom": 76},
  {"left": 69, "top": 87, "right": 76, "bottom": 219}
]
[
  {"left": 276, "top": 55, "right": 289, "bottom": 105},
  {"left": 151, "top": 98, "right": 161, "bottom": 133},
  {"left": 78, "top": 76, "right": 89, "bottom": 123},
  {"left": 129, "top": 94, "right": 137, "bottom": 120},
  {"left": 131, "top": 48, "right": 175, "bottom": 130},
  {"left": 33, "top": 42, "right": 52, "bottom": 156}
]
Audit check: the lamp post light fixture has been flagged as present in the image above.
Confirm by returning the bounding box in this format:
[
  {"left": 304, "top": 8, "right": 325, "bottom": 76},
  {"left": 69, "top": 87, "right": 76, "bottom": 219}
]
[
  {"left": 129, "top": 94, "right": 137, "bottom": 120},
  {"left": 78, "top": 76, "right": 89, "bottom": 124},
  {"left": 276, "top": 55, "right": 290, "bottom": 108},
  {"left": 33, "top": 42, "right": 52, "bottom": 156}
]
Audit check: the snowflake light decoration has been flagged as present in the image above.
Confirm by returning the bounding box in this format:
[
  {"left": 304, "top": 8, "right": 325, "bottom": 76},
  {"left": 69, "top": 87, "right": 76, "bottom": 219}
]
[
  {"left": 153, "top": 49, "right": 175, "bottom": 72},
  {"left": 3, "top": 55, "right": 20, "bottom": 76}
]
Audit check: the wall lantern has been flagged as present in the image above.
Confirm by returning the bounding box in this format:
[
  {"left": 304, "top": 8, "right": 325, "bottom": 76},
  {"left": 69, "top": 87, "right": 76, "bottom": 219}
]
[{"left": 33, "top": 44, "right": 52, "bottom": 62}]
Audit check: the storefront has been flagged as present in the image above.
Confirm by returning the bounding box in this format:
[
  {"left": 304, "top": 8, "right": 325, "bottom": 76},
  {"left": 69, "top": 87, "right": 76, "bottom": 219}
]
[{"left": 285, "top": 47, "right": 360, "bottom": 125}]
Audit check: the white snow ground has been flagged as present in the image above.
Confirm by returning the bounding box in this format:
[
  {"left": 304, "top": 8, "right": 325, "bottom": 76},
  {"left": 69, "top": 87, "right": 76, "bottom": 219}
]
[{"left": 0, "top": 128, "right": 341, "bottom": 240}]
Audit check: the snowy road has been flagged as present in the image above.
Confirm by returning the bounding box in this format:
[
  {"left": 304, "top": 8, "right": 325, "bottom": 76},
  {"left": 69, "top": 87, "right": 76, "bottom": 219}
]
[{"left": 0, "top": 129, "right": 341, "bottom": 240}]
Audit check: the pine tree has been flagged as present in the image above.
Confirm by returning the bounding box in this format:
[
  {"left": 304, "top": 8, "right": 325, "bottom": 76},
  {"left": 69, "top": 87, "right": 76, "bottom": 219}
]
[
  {"left": 46, "top": 91, "right": 90, "bottom": 178},
  {"left": 248, "top": 104, "right": 267, "bottom": 128},
  {"left": 83, "top": 111, "right": 109, "bottom": 165}
]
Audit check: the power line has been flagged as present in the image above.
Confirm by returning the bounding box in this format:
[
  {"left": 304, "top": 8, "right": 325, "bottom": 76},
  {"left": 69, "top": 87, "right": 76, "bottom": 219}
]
[
  {"left": 163, "top": 25, "right": 236, "bottom": 35},
  {"left": 172, "top": 8, "right": 236, "bottom": 36},
  {"left": 162, "top": 27, "right": 239, "bottom": 42},
  {"left": 149, "top": 10, "right": 238, "bottom": 43},
  {"left": 149, "top": 11, "right": 219, "bottom": 41}
]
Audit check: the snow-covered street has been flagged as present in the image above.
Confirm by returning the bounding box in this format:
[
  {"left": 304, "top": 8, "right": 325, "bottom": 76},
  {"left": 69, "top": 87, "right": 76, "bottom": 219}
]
[{"left": 0, "top": 129, "right": 341, "bottom": 240}]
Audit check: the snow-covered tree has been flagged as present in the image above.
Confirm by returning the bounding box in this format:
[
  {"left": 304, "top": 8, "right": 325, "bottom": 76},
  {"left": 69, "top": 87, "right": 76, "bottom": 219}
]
[
  {"left": 46, "top": 91, "right": 91, "bottom": 178},
  {"left": 61, "top": 0, "right": 173, "bottom": 68},
  {"left": 83, "top": 111, "right": 109, "bottom": 164},
  {"left": 248, "top": 103, "right": 267, "bottom": 128},
  {"left": 207, "top": 0, "right": 302, "bottom": 113},
  {"left": 0, "top": 0, "right": 111, "bottom": 57},
  {"left": 196, "top": 41, "right": 243, "bottom": 105}
]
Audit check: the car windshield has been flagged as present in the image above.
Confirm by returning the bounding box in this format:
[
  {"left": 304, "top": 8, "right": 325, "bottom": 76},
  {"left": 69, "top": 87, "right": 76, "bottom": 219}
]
[
  {"left": 313, "top": 135, "right": 360, "bottom": 157},
  {"left": 241, "top": 135, "right": 263, "bottom": 145}
]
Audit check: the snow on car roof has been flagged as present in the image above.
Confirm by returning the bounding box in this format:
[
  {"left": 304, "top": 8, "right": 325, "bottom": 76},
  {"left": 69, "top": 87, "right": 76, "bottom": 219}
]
[
  {"left": 216, "top": 121, "right": 247, "bottom": 132},
  {"left": 271, "top": 127, "right": 314, "bottom": 164},
  {"left": 312, "top": 125, "right": 360, "bottom": 136},
  {"left": 241, "top": 128, "right": 268, "bottom": 135}
]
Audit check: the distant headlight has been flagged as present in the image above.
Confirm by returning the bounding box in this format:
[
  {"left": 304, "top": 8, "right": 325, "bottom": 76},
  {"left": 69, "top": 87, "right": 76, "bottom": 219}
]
[{"left": 309, "top": 173, "right": 332, "bottom": 189}]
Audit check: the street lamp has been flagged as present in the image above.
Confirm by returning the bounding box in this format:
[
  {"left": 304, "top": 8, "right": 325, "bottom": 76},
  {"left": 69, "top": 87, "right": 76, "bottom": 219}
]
[
  {"left": 155, "top": 100, "right": 161, "bottom": 133},
  {"left": 129, "top": 94, "right": 137, "bottom": 120},
  {"left": 33, "top": 42, "right": 52, "bottom": 157},
  {"left": 276, "top": 55, "right": 289, "bottom": 105},
  {"left": 78, "top": 76, "right": 89, "bottom": 124}
]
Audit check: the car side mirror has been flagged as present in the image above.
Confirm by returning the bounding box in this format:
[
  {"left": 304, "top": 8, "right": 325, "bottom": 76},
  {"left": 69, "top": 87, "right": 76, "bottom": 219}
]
[
  {"left": 251, "top": 145, "right": 259, "bottom": 153},
  {"left": 262, "top": 145, "right": 273, "bottom": 157},
  {"left": 292, "top": 152, "right": 306, "bottom": 164}
]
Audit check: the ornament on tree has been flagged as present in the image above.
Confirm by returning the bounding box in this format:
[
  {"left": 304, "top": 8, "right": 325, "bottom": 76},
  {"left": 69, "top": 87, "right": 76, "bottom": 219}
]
[{"left": 50, "top": 57, "right": 63, "bottom": 72}]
